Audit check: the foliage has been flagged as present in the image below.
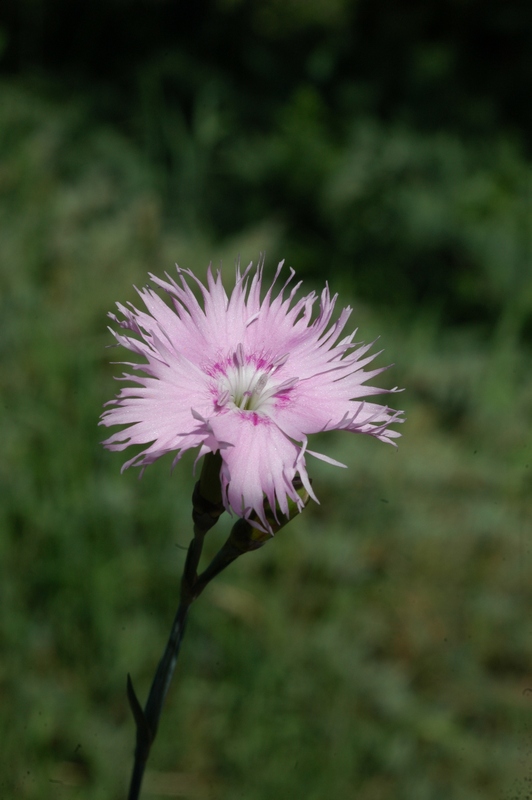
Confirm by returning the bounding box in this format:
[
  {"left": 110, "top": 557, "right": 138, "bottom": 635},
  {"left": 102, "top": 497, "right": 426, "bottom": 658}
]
[
  {"left": 1, "top": 0, "right": 532, "bottom": 328},
  {"left": 1, "top": 78, "right": 532, "bottom": 800}
]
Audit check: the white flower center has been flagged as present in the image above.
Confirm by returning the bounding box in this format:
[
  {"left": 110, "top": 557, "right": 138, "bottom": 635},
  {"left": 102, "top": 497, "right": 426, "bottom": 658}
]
[{"left": 215, "top": 344, "right": 296, "bottom": 414}]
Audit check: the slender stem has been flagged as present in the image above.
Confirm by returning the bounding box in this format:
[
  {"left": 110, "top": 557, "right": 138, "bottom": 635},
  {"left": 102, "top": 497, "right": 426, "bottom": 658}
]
[
  {"left": 126, "top": 524, "right": 205, "bottom": 800},
  {"left": 126, "top": 462, "right": 225, "bottom": 800},
  {"left": 194, "top": 543, "right": 241, "bottom": 597},
  {"left": 125, "top": 528, "right": 243, "bottom": 799},
  {"left": 124, "top": 466, "right": 310, "bottom": 799},
  {"left": 127, "top": 600, "right": 191, "bottom": 800}
]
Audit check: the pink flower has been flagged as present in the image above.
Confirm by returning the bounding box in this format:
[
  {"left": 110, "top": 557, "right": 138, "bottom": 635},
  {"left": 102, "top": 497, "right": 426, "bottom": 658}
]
[{"left": 100, "top": 260, "right": 404, "bottom": 529}]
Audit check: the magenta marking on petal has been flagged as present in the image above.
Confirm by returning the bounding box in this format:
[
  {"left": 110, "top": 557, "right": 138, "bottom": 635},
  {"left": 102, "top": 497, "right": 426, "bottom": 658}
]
[{"left": 254, "top": 356, "right": 269, "bottom": 369}]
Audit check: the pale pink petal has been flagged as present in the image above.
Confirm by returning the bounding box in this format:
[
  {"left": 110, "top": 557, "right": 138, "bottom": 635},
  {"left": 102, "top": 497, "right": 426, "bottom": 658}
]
[{"left": 208, "top": 411, "right": 309, "bottom": 529}]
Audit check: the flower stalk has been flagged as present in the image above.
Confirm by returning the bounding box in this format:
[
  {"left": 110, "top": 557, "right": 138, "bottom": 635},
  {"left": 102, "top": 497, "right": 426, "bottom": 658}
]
[{"left": 126, "top": 459, "right": 310, "bottom": 800}]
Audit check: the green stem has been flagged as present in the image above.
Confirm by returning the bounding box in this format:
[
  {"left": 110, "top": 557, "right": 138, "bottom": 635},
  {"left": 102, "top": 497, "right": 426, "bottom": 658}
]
[
  {"left": 127, "top": 599, "right": 191, "bottom": 800},
  {"left": 126, "top": 454, "right": 225, "bottom": 800},
  {"left": 125, "top": 465, "right": 310, "bottom": 799}
]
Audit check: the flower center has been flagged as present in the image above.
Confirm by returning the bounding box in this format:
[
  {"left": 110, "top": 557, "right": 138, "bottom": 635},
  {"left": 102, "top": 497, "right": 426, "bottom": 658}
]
[{"left": 215, "top": 344, "right": 296, "bottom": 414}]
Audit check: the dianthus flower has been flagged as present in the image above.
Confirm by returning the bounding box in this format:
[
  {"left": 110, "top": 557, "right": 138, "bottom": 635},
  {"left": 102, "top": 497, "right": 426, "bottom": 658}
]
[{"left": 101, "top": 260, "right": 404, "bottom": 529}]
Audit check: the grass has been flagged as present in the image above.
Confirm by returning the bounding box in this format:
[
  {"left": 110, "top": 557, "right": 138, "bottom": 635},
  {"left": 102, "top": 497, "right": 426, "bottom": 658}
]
[{"left": 1, "top": 79, "right": 532, "bottom": 800}]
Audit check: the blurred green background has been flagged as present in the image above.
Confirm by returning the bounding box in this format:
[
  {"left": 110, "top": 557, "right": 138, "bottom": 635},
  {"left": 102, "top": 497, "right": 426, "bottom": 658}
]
[{"left": 1, "top": 1, "right": 532, "bottom": 798}]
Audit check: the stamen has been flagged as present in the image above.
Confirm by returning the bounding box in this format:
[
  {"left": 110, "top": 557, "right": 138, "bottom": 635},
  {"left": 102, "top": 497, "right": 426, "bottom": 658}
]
[
  {"left": 272, "top": 352, "right": 289, "bottom": 370},
  {"left": 274, "top": 377, "right": 299, "bottom": 392},
  {"left": 234, "top": 343, "right": 245, "bottom": 367},
  {"left": 218, "top": 352, "right": 297, "bottom": 414},
  {"left": 217, "top": 389, "right": 230, "bottom": 407},
  {"left": 253, "top": 374, "right": 269, "bottom": 395}
]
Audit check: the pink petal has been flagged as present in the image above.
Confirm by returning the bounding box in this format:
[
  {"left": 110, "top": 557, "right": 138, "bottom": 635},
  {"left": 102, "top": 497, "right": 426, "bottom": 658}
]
[{"left": 208, "top": 411, "right": 309, "bottom": 529}]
